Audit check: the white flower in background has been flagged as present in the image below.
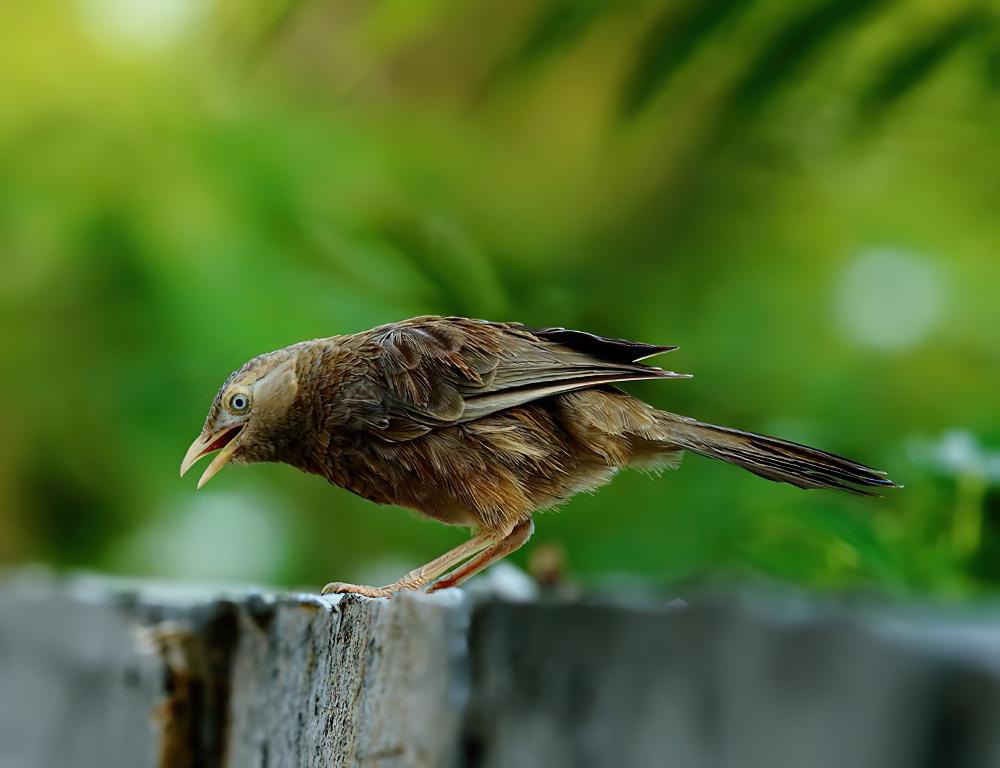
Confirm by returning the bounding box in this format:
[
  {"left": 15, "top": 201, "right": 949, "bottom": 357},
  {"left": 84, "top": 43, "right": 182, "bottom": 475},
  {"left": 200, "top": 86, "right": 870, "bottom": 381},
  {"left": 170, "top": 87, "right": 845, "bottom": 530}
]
[
  {"left": 834, "top": 248, "right": 946, "bottom": 351},
  {"left": 907, "top": 430, "right": 998, "bottom": 555},
  {"left": 908, "top": 430, "right": 1000, "bottom": 483}
]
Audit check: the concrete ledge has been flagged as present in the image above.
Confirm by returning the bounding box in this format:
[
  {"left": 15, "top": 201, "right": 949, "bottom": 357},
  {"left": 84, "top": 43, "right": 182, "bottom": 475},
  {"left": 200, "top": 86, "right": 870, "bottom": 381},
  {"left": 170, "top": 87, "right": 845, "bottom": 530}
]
[{"left": 2, "top": 571, "right": 1000, "bottom": 767}]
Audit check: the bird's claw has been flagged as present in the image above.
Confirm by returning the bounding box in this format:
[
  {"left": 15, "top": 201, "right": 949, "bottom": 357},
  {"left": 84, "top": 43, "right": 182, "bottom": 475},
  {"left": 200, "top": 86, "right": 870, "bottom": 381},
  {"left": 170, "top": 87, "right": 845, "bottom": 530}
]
[
  {"left": 321, "top": 581, "right": 394, "bottom": 598},
  {"left": 425, "top": 577, "right": 458, "bottom": 594}
]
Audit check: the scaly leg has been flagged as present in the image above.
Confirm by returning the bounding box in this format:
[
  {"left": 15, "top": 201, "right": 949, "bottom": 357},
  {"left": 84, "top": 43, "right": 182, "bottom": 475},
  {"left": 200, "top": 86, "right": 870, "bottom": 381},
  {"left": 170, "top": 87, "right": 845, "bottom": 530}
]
[
  {"left": 322, "top": 532, "right": 493, "bottom": 598},
  {"left": 427, "top": 518, "right": 534, "bottom": 593}
]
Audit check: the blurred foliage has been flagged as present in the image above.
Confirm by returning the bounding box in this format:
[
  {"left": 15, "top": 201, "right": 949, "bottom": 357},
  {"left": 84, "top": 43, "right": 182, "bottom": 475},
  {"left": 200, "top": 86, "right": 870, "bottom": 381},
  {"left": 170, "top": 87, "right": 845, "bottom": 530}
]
[{"left": 2, "top": 0, "right": 999, "bottom": 596}]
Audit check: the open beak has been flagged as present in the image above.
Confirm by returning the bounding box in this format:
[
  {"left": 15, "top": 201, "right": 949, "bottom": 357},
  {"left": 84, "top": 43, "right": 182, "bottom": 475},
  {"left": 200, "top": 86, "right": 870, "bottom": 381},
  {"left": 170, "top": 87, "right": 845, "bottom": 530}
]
[{"left": 180, "top": 425, "right": 244, "bottom": 489}]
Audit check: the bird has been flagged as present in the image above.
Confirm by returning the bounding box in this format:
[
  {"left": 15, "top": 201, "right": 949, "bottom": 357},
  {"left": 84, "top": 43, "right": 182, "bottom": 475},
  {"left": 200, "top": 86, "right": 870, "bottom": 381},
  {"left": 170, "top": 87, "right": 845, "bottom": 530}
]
[{"left": 180, "top": 316, "right": 898, "bottom": 597}]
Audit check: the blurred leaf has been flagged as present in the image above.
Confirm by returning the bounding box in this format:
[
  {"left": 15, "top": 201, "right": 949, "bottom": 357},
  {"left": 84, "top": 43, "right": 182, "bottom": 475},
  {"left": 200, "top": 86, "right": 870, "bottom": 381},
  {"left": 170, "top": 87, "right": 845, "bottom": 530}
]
[
  {"left": 243, "top": 0, "right": 319, "bottom": 71},
  {"left": 729, "top": 0, "right": 888, "bottom": 115},
  {"left": 620, "top": 0, "right": 752, "bottom": 117},
  {"left": 487, "top": 0, "right": 618, "bottom": 87},
  {"left": 859, "top": 10, "right": 990, "bottom": 119},
  {"left": 375, "top": 212, "right": 508, "bottom": 316}
]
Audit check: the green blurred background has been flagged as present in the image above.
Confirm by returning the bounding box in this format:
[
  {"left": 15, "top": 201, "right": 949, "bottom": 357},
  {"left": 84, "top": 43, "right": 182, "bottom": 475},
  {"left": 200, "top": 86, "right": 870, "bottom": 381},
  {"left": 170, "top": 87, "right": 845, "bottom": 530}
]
[{"left": 2, "top": 0, "right": 998, "bottom": 596}]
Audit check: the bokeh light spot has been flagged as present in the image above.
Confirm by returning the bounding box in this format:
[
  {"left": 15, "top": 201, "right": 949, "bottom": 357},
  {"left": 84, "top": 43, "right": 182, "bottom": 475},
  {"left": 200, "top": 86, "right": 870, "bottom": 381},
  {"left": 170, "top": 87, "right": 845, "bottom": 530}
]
[
  {"left": 834, "top": 248, "right": 946, "bottom": 351},
  {"left": 113, "top": 490, "right": 290, "bottom": 583},
  {"left": 77, "top": 0, "right": 204, "bottom": 49}
]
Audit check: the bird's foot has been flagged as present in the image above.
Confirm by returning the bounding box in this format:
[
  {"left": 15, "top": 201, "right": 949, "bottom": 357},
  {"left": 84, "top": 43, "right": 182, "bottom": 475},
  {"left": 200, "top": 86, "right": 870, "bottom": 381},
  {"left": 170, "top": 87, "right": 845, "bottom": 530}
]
[
  {"left": 425, "top": 575, "right": 460, "bottom": 594},
  {"left": 321, "top": 581, "right": 392, "bottom": 598},
  {"left": 321, "top": 581, "right": 420, "bottom": 599}
]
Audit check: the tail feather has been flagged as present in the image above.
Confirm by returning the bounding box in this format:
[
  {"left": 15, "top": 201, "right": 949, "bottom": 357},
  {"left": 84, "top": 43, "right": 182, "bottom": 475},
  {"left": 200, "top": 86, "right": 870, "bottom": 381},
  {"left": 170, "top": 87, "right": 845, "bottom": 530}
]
[{"left": 658, "top": 414, "right": 898, "bottom": 496}]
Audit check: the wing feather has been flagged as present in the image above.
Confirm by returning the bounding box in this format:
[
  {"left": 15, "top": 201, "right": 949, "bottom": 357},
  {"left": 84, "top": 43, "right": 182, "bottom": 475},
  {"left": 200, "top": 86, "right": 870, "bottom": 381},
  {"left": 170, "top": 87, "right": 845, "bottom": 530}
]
[{"left": 347, "top": 316, "right": 687, "bottom": 440}]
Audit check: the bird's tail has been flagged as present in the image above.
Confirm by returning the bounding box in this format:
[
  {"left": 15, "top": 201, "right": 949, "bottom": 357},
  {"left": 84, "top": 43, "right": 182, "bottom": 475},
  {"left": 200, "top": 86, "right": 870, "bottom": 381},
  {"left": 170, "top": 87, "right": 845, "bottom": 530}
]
[{"left": 655, "top": 412, "right": 898, "bottom": 496}]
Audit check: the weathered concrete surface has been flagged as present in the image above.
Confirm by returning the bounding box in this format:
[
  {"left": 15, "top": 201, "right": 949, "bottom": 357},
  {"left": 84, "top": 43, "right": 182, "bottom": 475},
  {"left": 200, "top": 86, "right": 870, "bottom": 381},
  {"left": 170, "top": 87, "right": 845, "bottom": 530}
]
[
  {"left": 0, "top": 571, "right": 467, "bottom": 768},
  {"left": 465, "top": 600, "right": 1000, "bottom": 768},
  {"left": 3, "top": 570, "right": 1000, "bottom": 768}
]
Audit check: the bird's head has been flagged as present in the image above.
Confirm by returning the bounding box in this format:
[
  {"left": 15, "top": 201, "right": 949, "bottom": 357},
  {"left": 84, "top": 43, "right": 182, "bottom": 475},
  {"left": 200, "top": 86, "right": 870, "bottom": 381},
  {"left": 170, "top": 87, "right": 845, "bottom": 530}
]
[{"left": 180, "top": 348, "right": 301, "bottom": 488}]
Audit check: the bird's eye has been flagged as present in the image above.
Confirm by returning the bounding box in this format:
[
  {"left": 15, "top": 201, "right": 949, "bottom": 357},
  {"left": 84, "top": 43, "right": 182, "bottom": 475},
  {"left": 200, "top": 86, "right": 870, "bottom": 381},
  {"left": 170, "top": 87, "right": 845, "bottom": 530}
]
[{"left": 230, "top": 394, "right": 250, "bottom": 412}]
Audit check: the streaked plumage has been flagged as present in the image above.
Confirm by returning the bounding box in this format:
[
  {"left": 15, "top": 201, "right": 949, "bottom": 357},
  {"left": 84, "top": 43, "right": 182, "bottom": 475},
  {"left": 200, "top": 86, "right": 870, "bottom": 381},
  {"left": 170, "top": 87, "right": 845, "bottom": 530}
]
[{"left": 181, "top": 316, "right": 897, "bottom": 596}]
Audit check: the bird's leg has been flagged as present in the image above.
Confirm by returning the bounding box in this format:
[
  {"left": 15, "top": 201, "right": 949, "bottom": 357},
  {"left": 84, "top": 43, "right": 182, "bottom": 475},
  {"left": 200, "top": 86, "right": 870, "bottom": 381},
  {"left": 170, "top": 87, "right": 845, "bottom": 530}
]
[
  {"left": 321, "top": 532, "right": 493, "bottom": 598},
  {"left": 427, "top": 518, "right": 534, "bottom": 593}
]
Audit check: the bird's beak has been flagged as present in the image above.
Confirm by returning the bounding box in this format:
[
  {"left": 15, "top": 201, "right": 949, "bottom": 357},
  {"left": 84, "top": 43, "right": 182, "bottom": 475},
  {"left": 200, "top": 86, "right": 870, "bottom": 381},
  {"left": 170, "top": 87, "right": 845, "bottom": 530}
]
[{"left": 180, "top": 425, "right": 244, "bottom": 489}]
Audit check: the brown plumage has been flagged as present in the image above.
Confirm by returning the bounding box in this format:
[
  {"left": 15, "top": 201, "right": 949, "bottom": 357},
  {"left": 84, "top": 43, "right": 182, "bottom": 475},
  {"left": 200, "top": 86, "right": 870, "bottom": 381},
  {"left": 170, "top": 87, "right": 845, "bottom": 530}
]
[{"left": 180, "top": 316, "right": 898, "bottom": 597}]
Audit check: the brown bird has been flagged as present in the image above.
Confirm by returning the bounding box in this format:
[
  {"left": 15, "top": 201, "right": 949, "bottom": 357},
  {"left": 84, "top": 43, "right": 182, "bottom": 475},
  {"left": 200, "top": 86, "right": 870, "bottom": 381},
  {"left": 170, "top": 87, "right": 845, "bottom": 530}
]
[{"left": 180, "top": 316, "right": 897, "bottom": 597}]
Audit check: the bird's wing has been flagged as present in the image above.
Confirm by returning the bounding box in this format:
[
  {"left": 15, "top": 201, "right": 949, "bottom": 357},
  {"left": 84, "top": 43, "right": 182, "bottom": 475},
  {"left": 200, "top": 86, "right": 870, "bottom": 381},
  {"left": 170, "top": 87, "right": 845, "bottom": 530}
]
[{"left": 346, "top": 316, "right": 688, "bottom": 441}]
